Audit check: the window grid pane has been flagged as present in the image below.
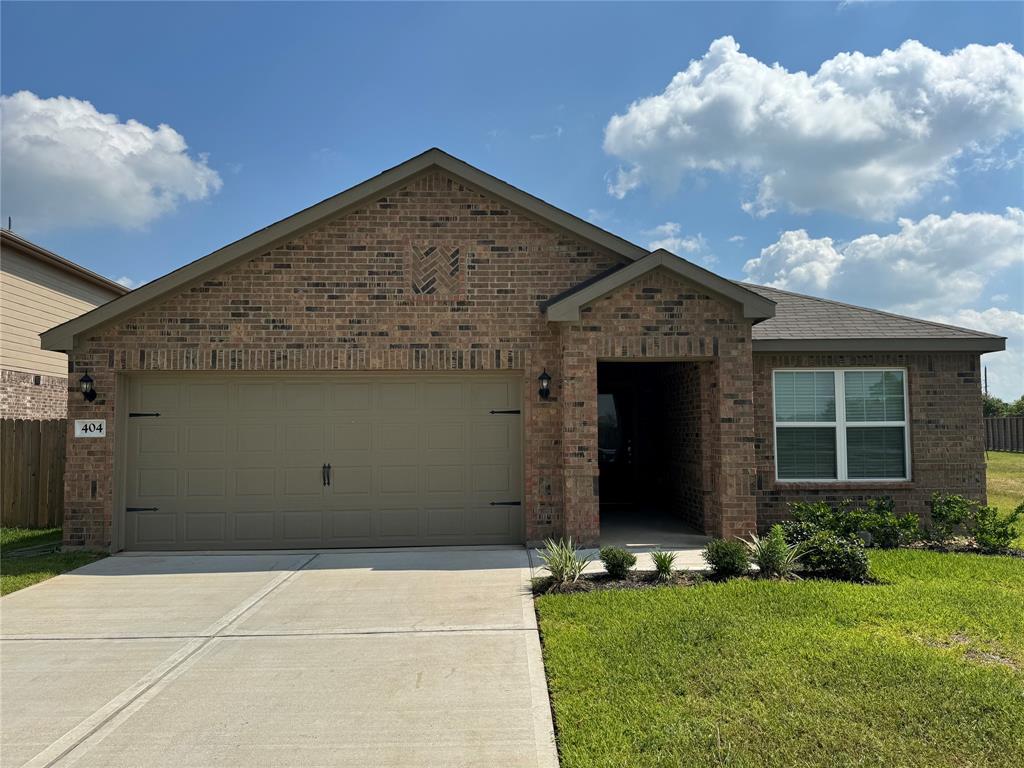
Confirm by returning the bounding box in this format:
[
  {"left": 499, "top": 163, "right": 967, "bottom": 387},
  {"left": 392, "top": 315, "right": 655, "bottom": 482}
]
[
  {"left": 774, "top": 371, "right": 835, "bottom": 422},
  {"left": 847, "top": 427, "right": 906, "bottom": 479},
  {"left": 776, "top": 427, "right": 837, "bottom": 479},
  {"left": 845, "top": 370, "right": 904, "bottom": 422}
]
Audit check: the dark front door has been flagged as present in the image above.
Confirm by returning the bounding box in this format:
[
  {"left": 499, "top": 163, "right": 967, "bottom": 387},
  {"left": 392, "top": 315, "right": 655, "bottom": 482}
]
[{"left": 598, "top": 391, "right": 636, "bottom": 507}]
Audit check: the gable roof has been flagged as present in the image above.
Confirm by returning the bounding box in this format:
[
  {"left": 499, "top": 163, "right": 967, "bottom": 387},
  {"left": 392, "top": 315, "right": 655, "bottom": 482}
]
[
  {"left": 743, "top": 283, "right": 1005, "bottom": 353},
  {"left": 41, "top": 148, "right": 648, "bottom": 352},
  {"left": 2, "top": 229, "right": 129, "bottom": 297},
  {"left": 544, "top": 249, "right": 776, "bottom": 322}
]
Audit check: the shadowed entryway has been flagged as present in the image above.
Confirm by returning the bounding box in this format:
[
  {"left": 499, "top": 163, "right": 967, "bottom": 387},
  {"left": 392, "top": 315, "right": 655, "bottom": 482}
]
[{"left": 597, "top": 360, "right": 715, "bottom": 543}]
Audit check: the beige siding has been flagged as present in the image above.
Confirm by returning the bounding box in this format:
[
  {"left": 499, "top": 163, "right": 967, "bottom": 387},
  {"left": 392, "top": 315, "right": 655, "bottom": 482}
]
[{"left": 0, "top": 245, "right": 120, "bottom": 377}]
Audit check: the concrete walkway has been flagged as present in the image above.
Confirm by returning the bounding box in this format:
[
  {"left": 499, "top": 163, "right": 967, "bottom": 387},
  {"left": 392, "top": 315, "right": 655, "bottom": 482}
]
[{"left": 0, "top": 548, "right": 558, "bottom": 768}]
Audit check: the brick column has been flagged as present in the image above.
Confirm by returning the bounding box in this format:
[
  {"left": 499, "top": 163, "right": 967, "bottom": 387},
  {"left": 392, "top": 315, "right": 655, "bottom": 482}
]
[
  {"left": 559, "top": 335, "right": 600, "bottom": 546},
  {"left": 714, "top": 345, "right": 757, "bottom": 538}
]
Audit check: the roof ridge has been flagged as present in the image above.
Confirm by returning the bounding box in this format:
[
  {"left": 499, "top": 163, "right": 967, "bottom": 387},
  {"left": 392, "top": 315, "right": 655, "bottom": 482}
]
[{"left": 737, "top": 281, "right": 1003, "bottom": 340}]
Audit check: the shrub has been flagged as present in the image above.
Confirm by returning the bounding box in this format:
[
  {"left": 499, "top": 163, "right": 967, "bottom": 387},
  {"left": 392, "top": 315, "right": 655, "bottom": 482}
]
[
  {"left": 599, "top": 546, "right": 637, "bottom": 579},
  {"left": 650, "top": 550, "right": 677, "bottom": 582},
  {"left": 743, "top": 524, "right": 803, "bottom": 579},
  {"left": 789, "top": 497, "right": 919, "bottom": 548},
  {"left": 926, "top": 493, "right": 975, "bottom": 545},
  {"left": 971, "top": 502, "right": 1023, "bottom": 554},
  {"left": 538, "top": 538, "right": 592, "bottom": 586},
  {"left": 780, "top": 520, "right": 823, "bottom": 546},
  {"left": 703, "top": 538, "right": 750, "bottom": 579},
  {"left": 802, "top": 531, "right": 871, "bottom": 582}
]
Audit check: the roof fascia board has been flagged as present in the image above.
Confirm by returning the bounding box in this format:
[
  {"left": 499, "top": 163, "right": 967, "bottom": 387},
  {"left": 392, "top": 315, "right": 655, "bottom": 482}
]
[
  {"left": 2, "top": 231, "right": 128, "bottom": 296},
  {"left": 752, "top": 337, "right": 1006, "bottom": 353},
  {"left": 546, "top": 251, "right": 776, "bottom": 322},
  {"left": 42, "top": 149, "right": 647, "bottom": 352}
]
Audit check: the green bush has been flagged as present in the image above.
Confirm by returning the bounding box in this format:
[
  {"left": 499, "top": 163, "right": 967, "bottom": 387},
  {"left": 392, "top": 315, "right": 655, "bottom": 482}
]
[
  {"left": 780, "top": 520, "right": 823, "bottom": 546},
  {"left": 538, "top": 538, "right": 592, "bottom": 587},
  {"left": 743, "top": 524, "right": 803, "bottom": 579},
  {"left": 926, "top": 493, "right": 975, "bottom": 545},
  {"left": 802, "top": 531, "right": 871, "bottom": 582},
  {"left": 650, "top": 550, "right": 676, "bottom": 582},
  {"left": 789, "top": 497, "right": 919, "bottom": 548},
  {"left": 971, "top": 501, "right": 1023, "bottom": 554},
  {"left": 703, "top": 538, "right": 750, "bottom": 579},
  {"left": 598, "top": 546, "right": 637, "bottom": 579}
]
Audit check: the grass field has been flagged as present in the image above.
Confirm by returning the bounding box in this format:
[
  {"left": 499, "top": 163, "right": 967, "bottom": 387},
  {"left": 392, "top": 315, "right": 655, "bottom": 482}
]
[
  {"left": 987, "top": 451, "right": 1024, "bottom": 547},
  {"left": 0, "top": 528, "right": 105, "bottom": 596},
  {"left": 536, "top": 549, "right": 1024, "bottom": 768}
]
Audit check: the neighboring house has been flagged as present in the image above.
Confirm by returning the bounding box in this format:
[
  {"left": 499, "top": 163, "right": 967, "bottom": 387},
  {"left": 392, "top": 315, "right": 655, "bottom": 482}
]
[
  {"left": 41, "top": 150, "right": 1005, "bottom": 552},
  {"left": 1, "top": 229, "right": 127, "bottom": 419}
]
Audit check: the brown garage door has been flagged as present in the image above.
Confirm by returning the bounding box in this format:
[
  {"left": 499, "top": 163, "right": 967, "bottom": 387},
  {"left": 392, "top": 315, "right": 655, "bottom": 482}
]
[{"left": 123, "top": 374, "right": 522, "bottom": 550}]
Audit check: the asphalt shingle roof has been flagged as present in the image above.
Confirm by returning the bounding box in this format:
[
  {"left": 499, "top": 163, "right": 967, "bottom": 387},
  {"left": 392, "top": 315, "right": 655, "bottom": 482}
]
[{"left": 741, "top": 283, "right": 1002, "bottom": 341}]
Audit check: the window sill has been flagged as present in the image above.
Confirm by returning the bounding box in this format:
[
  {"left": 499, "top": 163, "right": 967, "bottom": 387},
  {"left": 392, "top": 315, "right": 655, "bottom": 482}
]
[{"left": 771, "top": 480, "right": 915, "bottom": 491}]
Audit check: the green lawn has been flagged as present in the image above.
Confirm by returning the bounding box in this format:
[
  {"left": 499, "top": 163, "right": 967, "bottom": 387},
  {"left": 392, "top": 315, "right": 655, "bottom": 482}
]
[
  {"left": 537, "top": 549, "right": 1024, "bottom": 768},
  {"left": 987, "top": 451, "right": 1024, "bottom": 548},
  {"left": 1, "top": 527, "right": 105, "bottom": 596}
]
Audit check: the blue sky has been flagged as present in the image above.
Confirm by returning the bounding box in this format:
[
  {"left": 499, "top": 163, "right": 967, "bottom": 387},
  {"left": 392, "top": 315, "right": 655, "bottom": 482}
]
[{"left": 2, "top": 2, "right": 1022, "bottom": 396}]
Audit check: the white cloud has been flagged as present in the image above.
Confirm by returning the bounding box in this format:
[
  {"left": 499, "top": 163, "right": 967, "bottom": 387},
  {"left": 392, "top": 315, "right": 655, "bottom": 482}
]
[
  {"left": 604, "top": 37, "right": 1024, "bottom": 219},
  {"left": 742, "top": 208, "right": 1024, "bottom": 315},
  {"left": 728, "top": 235, "right": 745, "bottom": 243},
  {"left": 530, "top": 125, "right": 564, "bottom": 141},
  {"left": 645, "top": 222, "right": 716, "bottom": 265},
  {"left": 991, "top": 293, "right": 1009, "bottom": 304},
  {"left": 114, "top": 276, "right": 140, "bottom": 289},
  {"left": 928, "top": 308, "right": 1024, "bottom": 400},
  {"left": 1, "top": 91, "right": 222, "bottom": 232}
]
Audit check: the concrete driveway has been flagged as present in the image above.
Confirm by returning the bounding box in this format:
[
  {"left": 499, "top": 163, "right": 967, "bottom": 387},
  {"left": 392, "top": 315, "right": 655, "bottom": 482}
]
[{"left": 0, "top": 548, "right": 557, "bottom": 767}]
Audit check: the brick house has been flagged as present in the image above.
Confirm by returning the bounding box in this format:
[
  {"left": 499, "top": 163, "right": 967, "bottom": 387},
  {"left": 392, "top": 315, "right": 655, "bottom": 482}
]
[
  {"left": 41, "top": 150, "right": 1005, "bottom": 552},
  {"left": 1, "top": 229, "right": 127, "bottom": 420}
]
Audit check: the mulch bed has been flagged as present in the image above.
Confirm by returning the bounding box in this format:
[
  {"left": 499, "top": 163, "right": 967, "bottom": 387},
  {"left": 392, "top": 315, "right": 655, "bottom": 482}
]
[{"left": 532, "top": 570, "right": 703, "bottom": 595}]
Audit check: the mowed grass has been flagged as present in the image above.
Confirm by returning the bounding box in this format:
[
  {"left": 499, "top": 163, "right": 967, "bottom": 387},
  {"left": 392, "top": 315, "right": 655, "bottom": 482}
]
[
  {"left": 987, "top": 451, "right": 1024, "bottom": 548},
  {"left": 536, "top": 549, "right": 1024, "bottom": 768},
  {"left": 0, "top": 527, "right": 105, "bottom": 596}
]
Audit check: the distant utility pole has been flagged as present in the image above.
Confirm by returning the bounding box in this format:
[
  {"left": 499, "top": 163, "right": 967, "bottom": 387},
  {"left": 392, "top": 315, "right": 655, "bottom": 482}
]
[{"left": 984, "top": 367, "right": 989, "bottom": 397}]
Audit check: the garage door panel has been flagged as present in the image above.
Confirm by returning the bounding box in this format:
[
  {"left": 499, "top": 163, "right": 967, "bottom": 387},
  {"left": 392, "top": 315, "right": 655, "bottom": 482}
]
[
  {"left": 138, "top": 425, "right": 178, "bottom": 455},
  {"left": 325, "top": 509, "right": 372, "bottom": 541},
  {"left": 185, "top": 469, "right": 225, "bottom": 497},
  {"left": 234, "top": 511, "right": 275, "bottom": 543},
  {"left": 186, "top": 424, "right": 227, "bottom": 453},
  {"left": 184, "top": 512, "right": 226, "bottom": 544},
  {"left": 328, "top": 465, "right": 372, "bottom": 496},
  {"left": 281, "top": 510, "right": 323, "bottom": 543},
  {"left": 124, "top": 374, "right": 521, "bottom": 550},
  {"left": 132, "top": 510, "right": 178, "bottom": 547},
  {"left": 234, "top": 468, "right": 276, "bottom": 497},
  {"left": 185, "top": 382, "right": 230, "bottom": 411},
  {"left": 237, "top": 423, "right": 276, "bottom": 452},
  {"left": 330, "top": 383, "right": 372, "bottom": 410}
]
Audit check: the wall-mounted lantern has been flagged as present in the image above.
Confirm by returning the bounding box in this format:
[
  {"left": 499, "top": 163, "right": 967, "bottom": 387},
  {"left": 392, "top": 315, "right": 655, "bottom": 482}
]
[
  {"left": 538, "top": 369, "right": 552, "bottom": 400},
  {"left": 79, "top": 372, "right": 96, "bottom": 402}
]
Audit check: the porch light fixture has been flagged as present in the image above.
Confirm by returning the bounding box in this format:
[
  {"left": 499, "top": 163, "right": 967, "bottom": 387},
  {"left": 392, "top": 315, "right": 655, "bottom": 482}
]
[
  {"left": 79, "top": 372, "right": 96, "bottom": 402},
  {"left": 538, "top": 369, "right": 552, "bottom": 400}
]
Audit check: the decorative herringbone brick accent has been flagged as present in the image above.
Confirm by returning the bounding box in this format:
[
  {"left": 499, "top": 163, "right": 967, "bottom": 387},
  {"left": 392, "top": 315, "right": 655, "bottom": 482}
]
[{"left": 410, "top": 245, "right": 460, "bottom": 295}]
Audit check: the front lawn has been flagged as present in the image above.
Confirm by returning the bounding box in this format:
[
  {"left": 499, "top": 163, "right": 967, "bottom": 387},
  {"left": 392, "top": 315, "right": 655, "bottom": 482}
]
[
  {"left": 987, "top": 451, "right": 1024, "bottom": 547},
  {"left": 1, "top": 527, "right": 105, "bottom": 596},
  {"left": 537, "top": 549, "right": 1024, "bottom": 768}
]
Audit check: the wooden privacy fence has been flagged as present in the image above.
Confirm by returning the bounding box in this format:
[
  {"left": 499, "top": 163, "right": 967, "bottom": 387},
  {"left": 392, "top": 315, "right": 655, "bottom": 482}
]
[
  {"left": 985, "top": 416, "right": 1024, "bottom": 453},
  {"left": 0, "top": 419, "right": 66, "bottom": 527}
]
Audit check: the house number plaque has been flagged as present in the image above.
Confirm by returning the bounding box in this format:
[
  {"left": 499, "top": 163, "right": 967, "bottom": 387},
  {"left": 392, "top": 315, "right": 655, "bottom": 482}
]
[{"left": 74, "top": 419, "right": 107, "bottom": 438}]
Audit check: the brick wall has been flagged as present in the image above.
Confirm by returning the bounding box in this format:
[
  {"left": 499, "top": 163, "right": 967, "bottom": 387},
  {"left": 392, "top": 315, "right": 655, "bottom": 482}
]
[
  {"left": 556, "top": 269, "right": 757, "bottom": 542},
  {"left": 65, "top": 171, "right": 626, "bottom": 549},
  {"left": 1, "top": 368, "right": 68, "bottom": 419},
  {"left": 752, "top": 351, "right": 986, "bottom": 528}
]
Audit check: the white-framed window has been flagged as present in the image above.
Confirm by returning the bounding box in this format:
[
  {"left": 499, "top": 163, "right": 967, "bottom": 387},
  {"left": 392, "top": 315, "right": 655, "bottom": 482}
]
[{"left": 772, "top": 369, "right": 910, "bottom": 482}]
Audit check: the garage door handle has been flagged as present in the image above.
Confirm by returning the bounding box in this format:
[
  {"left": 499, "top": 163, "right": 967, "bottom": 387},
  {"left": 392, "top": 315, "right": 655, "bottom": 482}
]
[
  {"left": 126, "top": 507, "right": 159, "bottom": 512},
  {"left": 326, "top": 464, "right": 331, "bottom": 486},
  {"left": 489, "top": 501, "right": 521, "bottom": 506}
]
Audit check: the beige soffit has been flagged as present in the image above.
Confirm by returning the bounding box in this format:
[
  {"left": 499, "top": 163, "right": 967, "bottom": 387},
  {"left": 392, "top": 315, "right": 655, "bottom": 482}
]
[
  {"left": 544, "top": 249, "right": 777, "bottom": 323},
  {"left": 751, "top": 337, "right": 1006, "bottom": 352},
  {"left": 41, "top": 148, "right": 649, "bottom": 352},
  {"left": 2, "top": 229, "right": 129, "bottom": 297}
]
